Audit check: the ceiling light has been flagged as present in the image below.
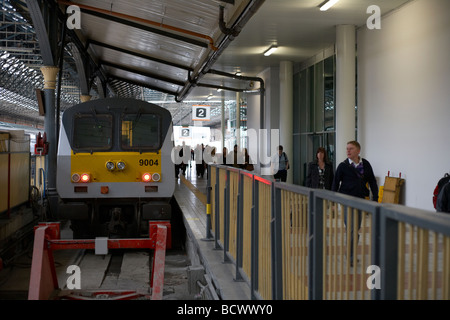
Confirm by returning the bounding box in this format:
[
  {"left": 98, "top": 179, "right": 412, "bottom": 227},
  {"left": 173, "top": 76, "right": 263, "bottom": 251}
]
[
  {"left": 206, "top": 94, "right": 213, "bottom": 100},
  {"left": 263, "top": 45, "right": 278, "bottom": 56},
  {"left": 319, "top": 0, "right": 340, "bottom": 11}
]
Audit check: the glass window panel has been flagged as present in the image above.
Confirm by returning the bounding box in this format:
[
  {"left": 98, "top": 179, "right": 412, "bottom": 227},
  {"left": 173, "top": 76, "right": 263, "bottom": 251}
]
[
  {"left": 299, "top": 68, "right": 309, "bottom": 133},
  {"left": 314, "top": 61, "right": 324, "bottom": 132},
  {"left": 73, "top": 114, "right": 113, "bottom": 150},
  {"left": 294, "top": 54, "right": 337, "bottom": 185},
  {"left": 121, "top": 113, "right": 160, "bottom": 150},
  {"left": 324, "top": 56, "right": 335, "bottom": 132}
]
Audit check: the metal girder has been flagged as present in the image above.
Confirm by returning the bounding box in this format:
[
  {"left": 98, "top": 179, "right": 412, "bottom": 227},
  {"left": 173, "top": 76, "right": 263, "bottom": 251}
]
[
  {"left": 100, "top": 60, "right": 186, "bottom": 88},
  {"left": 25, "top": 0, "right": 55, "bottom": 65},
  {"left": 68, "top": 42, "right": 89, "bottom": 95},
  {"left": 87, "top": 39, "right": 194, "bottom": 73},
  {"left": 109, "top": 76, "right": 179, "bottom": 97},
  {"left": 96, "top": 76, "right": 107, "bottom": 98}
]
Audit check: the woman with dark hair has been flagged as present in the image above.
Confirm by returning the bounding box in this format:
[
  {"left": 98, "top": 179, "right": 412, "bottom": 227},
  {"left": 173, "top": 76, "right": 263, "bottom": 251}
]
[{"left": 306, "top": 147, "right": 334, "bottom": 190}]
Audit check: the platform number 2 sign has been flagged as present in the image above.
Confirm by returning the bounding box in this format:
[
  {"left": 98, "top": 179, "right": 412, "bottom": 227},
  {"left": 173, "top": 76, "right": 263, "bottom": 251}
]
[
  {"left": 181, "top": 128, "right": 190, "bottom": 137},
  {"left": 192, "top": 105, "right": 210, "bottom": 121},
  {"left": 196, "top": 108, "right": 206, "bottom": 118}
]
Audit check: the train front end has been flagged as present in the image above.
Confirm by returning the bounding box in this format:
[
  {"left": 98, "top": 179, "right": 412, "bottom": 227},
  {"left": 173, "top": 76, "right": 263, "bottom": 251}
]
[{"left": 56, "top": 98, "right": 175, "bottom": 238}]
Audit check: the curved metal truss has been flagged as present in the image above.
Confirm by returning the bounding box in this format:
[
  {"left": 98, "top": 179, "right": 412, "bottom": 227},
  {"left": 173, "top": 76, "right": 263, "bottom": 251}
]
[
  {"left": 1, "top": 0, "right": 250, "bottom": 131},
  {"left": 0, "top": 0, "right": 181, "bottom": 127},
  {"left": 0, "top": 0, "right": 86, "bottom": 126}
]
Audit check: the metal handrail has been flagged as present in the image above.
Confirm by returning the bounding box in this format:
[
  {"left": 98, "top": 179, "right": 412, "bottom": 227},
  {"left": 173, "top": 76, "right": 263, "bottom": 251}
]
[{"left": 208, "top": 164, "right": 450, "bottom": 300}]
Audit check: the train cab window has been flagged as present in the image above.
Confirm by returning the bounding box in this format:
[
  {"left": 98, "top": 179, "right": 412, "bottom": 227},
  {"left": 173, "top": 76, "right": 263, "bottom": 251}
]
[
  {"left": 121, "top": 113, "right": 160, "bottom": 151},
  {"left": 73, "top": 114, "right": 113, "bottom": 151}
]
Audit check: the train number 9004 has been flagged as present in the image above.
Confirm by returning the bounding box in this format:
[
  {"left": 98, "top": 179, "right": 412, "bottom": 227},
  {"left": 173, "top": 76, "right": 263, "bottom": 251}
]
[{"left": 139, "top": 159, "right": 159, "bottom": 166}]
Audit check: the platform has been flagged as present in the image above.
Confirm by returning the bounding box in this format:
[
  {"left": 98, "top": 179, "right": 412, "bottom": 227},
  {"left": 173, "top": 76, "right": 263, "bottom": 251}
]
[{"left": 174, "top": 165, "right": 251, "bottom": 300}]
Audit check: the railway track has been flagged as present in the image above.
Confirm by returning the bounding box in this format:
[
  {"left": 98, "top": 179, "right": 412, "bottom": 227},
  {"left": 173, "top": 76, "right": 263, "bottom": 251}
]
[
  {"left": 0, "top": 221, "right": 197, "bottom": 300},
  {"left": 56, "top": 248, "right": 193, "bottom": 300}
]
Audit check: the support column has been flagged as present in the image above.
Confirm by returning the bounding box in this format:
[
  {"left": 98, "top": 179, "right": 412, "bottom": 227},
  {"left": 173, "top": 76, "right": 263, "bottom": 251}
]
[
  {"left": 221, "top": 90, "right": 225, "bottom": 152},
  {"left": 236, "top": 91, "right": 241, "bottom": 148},
  {"left": 335, "top": 25, "right": 356, "bottom": 163},
  {"left": 279, "top": 61, "right": 293, "bottom": 184},
  {"left": 41, "top": 66, "right": 59, "bottom": 218}
]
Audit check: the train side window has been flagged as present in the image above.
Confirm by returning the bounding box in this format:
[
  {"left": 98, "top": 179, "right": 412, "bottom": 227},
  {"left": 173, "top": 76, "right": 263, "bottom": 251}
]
[
  {"left": 73, "top": 114, "right": 113, "bottom": 151},
  {"left": 121, "top": 113, "right": 161, "bottom": 151}
]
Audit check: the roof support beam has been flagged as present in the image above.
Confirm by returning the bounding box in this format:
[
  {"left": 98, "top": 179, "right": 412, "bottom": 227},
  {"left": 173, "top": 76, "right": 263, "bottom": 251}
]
[
  {"left": 87, "top": 39, "right": 194, "bottom": 73},
  {"left": 176, "top": 0, "right": 265, "bottom": 102},
  {"left": 68, "top": 43, "right": 90, "bottom": 95},
  {"left": 25, "top": 0, "right": 56, "bottom": 65},
  {"left": 100, "top": 60, "right": 186, "bottom": 88},
  {"left": 109, "top": 76, "right": 179, "bottom": 97}
]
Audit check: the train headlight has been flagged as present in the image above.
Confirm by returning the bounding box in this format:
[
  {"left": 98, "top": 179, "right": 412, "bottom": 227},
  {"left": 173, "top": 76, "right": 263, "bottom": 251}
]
[
  {"left": 80, "top": 173, "right": 91, "bottom": 183},
  {"left": 71, "top": 173, "right": 80, "bottom": 183},
  {"left": 117, "top": 161, "right": 126, "bottom": 170},
  {"left": 106, "top": 161, "right": 115, "bottom": 171},
  {"left": 152, "top": 173, "right": 161, "bottom": 182},
  {"left": 142, "top": 173, "right": 151, "bottom": 182}
]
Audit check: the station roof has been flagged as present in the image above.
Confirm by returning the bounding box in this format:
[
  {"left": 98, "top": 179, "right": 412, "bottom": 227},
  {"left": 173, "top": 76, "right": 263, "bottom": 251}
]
[{"left": 0, "top": 0, "right": 411, "bottom": 131}]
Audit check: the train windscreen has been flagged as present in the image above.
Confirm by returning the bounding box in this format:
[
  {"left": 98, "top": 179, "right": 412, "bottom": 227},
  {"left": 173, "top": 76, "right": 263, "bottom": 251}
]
[
  {"left": 121, "top": 113, "right": 161, "bottom": 151},
  {"left": 73, "top": 113, "right": 113, "bottom": 151}
]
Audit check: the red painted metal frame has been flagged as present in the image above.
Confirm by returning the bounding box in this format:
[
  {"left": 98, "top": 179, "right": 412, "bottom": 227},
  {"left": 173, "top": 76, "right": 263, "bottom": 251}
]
[
  {"left": 58, "top": 290, "right": 148, "bottom": 300},
  {"left": 28, "top": 221, "right": 171, "bottom": 300},
  {"left": 150, "top": 224, "right": 167, "bottom": 300},
  {"left": 28, "top": 225, "right": 59, "bottom": 300}
]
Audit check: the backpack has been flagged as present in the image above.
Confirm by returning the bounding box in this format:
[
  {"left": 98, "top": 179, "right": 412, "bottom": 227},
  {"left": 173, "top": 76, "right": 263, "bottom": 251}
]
[{"left": 433, "top": 173, "right": 450, "bottom": 209}]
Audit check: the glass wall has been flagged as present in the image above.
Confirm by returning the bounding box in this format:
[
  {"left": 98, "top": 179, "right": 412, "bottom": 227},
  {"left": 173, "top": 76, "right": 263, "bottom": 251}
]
[
  {"left": 293, "top": 55, "right": 336, "bottom": 186},
  {"left": 226, "top": 96, "right": 248, "bottom": 151}
]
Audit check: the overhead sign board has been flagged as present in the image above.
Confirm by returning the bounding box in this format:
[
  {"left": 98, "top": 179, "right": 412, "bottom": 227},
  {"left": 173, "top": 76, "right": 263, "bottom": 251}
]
[
  {"left": 192, "top": 105, "right": 210, "bottom": 121},
  {"left": 180, "top": 127, "right": 191, "bottom": 138}
]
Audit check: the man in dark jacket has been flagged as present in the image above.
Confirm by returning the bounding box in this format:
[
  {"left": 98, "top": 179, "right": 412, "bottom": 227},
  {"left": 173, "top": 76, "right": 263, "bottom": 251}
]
[
  {"left": 332, "top": 141, "right": 378, "bottom": 202},
  {"left": 331, "top": 141, "right": 379, "bottom": 266}
]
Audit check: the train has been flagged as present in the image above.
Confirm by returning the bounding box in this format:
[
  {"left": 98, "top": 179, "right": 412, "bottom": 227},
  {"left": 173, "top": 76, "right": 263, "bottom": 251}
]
[{"left": 56, "top": 98, "right": 175, "bottom": 238}]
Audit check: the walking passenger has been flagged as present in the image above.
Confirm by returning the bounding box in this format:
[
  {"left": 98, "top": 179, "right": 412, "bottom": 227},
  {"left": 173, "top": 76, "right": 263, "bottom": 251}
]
[
  {"left": 332, "top": 141, "right": 379, "bottom": 265},
  {"left": 306, "top": 147, "right": 334, "bottom": 190},
  {"left": 272, "top": 145, "right": 289, "bottom": 182},
  {"left": 332, "top": 141, "right": 378, "bottom": 201}
]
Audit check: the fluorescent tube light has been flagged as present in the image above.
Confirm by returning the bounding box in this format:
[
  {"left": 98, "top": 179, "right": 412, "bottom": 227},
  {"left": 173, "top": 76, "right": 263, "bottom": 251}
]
[
  {"left": 319, "top": 0, "right": 340, "bottom": 11},
  {"left": 263, "top": 45, "right": 278, "bottom": 56}
]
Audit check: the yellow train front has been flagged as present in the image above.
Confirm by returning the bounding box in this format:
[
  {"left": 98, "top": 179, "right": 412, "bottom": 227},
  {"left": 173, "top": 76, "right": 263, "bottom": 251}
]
[{"left": 56, "top": 98, "right": 175, "bottom": 238}]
